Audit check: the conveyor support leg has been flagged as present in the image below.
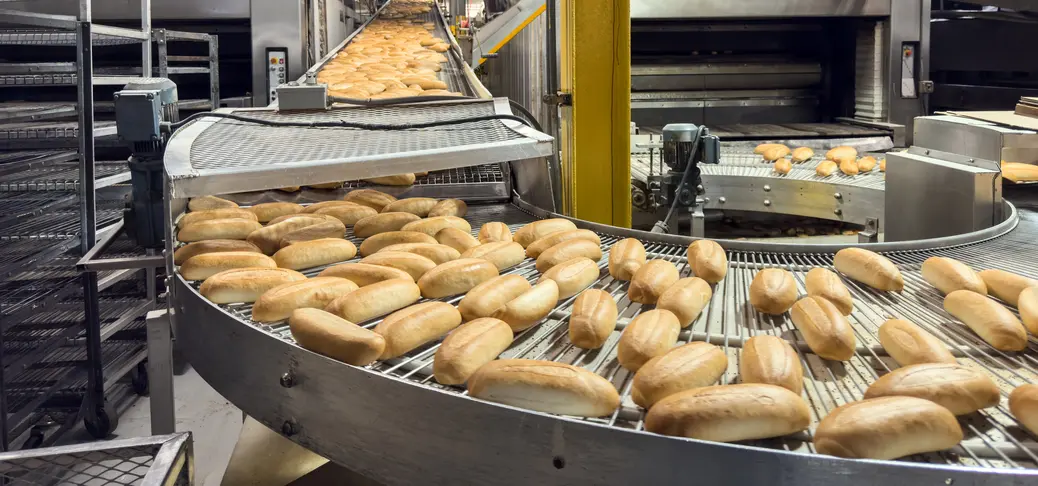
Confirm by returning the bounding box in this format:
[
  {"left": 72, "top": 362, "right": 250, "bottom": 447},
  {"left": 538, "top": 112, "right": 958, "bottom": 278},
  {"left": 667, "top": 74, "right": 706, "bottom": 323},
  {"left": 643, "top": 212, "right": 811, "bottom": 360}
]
[{"left": 147, "top": 309, "right": 176, "bottom": 435}]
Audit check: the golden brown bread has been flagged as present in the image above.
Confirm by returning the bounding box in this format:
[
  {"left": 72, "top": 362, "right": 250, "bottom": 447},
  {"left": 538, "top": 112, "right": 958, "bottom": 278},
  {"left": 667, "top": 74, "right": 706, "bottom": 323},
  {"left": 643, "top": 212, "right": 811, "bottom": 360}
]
[
  {"left": 833, "top": 248, "right": 903, "bottom": 292},
  {"left": 374, "top": 301, "right": 462, "bottom": 359},
  {"left": 289, "top": 308, "right": 385, "bottom": 366},
  {"left": 628, "top": 260, "right": 680, "bottom": 304},
  {"left": 632, "top": 342, "right": 727, "bottom": 408},
  {"left": 608, "top": 238, "right": 646, "bottom": 281},
  {"left": 188, "top": 195, "right": 237, "bottom": 211},
  {"left": 815, "top": 160, "right": 838, "bottom": 176},
  {"left": 943, "top": 289, "right": 1028, "bottom": 351},
  {"left": 364, "top": 173, "right": 415, "bottom": 186},
  {"left": 433, "top": 318, "right": 513, "bottom": 385},
  {"left": 252, "top": 277, "right": 359, "bottom": 323},
  {"left": 324, "top": 278, "right": 421, "bottom": 324},
  {"left": 535, "top": 239, "right": 603, "bottom": 273},
  {"left": 353, "top": 212, "right": 422, "bottom": 238},
  {"left": 343, "top": 189, "right": 397, "bottom": 211},
  {"left": 526, "top": 229, "right": 601, "bottom": 259},
  {"left": 656, "top": 277, "right": 712, "bottom": 328},
  {"left": 359, "top": 251, "right": 437, "bottom": 280},
  {"left": 277, "top": 186, "right": 300, "bottom": 192},
  {"left": 805, "top": 268, "right": 853, "bottom": 315},
  {"left": 839, "top": 158, "right": 859, "bottom": 176},
  {"left": 417, "top": 258, "right": 499, "bottom": 298},
  {"left": 762, "top": 144, "right": 790, "bottom": 162},
  {"left": 173, "top": 240, "right": 262, "bottom": 265},
  {"left": 246, "top": 216, "right": 328, "bottom": 254},
  {"left": 458, "top": 274, "right": 532, "bottom": 321},
  {"left": 539, "top": 257, "right": 600, "bottom": 299},
  {"left": 492, "top": 280, "right": 559, "bottom": 332},
  {"left": 754, "top": 143, "right": 782, "bottom": 155},
  {"left": 427, "top": 198, "right": 468, "bottom": 217},
  {"left": 460, "top": 241, "right": 525, "bottom": 271},
  {"left": 1019, "top": 286, "right": 1038, "bottom": 334},
  {"left": 1001, "top": 162, "right": 1038, "bottom": 183},
  {"left": 512, "top": 218, "right": 578, "bottom": 248},
  {"left": 617, "top": 309, "right": 680, "bottom": 371},
  {"left": 400, "top": 216, "right": 472, "bottom": 237},
  {"left": 358, "top": 230, "right": 437, "bottom": 256},
  {"left": 749, "top": 268, "right": 798, "bottom": 315},
  {"left": 1009, "top": 384, "right": 1038, "bottom": 435},
  {"left": 857, "top": 156, "right": 877, "bottom": 172},
  {"left": 645, "top": 384, "right": 810, "bottom": 442},
  {"left": 569, "top": 289, "right": 617, "bottom": 349},
  {"left": 789, "top": 296, "right": 856, "bottom": 360},
  {"left": 978, "top": 269, "right": 1038, "bottom": 306},
  {"left": 774, "top": 159, "right": 792, "bottom": 174},
  {"left": 278, "top": 220, "right": 346, "bottom": 247},
  {"left": 791, "top": 146, "right": 814, "bottom": 163},
  {"left": 435, "top": 227, "right": 480, "bottom": 253},
  {"left": 178, "top": 218, "right": 263, "bottom": 243},
  {"left": 308, "top": 182, "right": 342, "bottom": 190},
  {"left": 381, "top": 197, "right": 438, "bottom": 216},
  {"left": 878, "top": 319, "right": 956, "bottom": 366},
  {"left": 879, "top": 158, "right": 887, "bottom": 172},
  {"left": 921, "top": 257, "right": 987, "bottom": 295},
  {"left": 247, "top": 202, "right": 304, "bottom": 223},
  {"left": 826, "top": 146, "right": 857, "bottom": 163},
  {"left": 316, "top": 262, "right": 413, "bottom": 285},
  {"left": 478, "top": 222, "right": 512, "bottom": 243},
  {"left": 467, "top": 359, "right": 621, "bottom": 417},
  {"left": 180, "top": 252, "right": 276, "bottom": 281},
  {"left": 814, "top": 396, "right": 963, "bottom": 460},
  {"left": 686, "top": 239, "right": 727, "bottom": 284},
  {"left": 315, "top": 204, "right": 378, "bottom": 225},
  {"left": 864, "top": 363, "right": 999, "bottom": 415},
  {"left": 739, "top": 335, "right": 803, "bottom": 394},
  {"left": 302, "top": 200, "right": 361, "bottom": 214},
  {"left": 199, "top": 267, "right": 306, "bottom": 304},
  {"left": 272, "top": 238, "right": 356, "bottom": 270},
  {"left": 378, "top": 243, "right": 460, "bottom": 264},
  {"left": 179, "top": 208, "right": 257, "bottom": 228},
  {"left": 266, "top": 213, "right": 339, "bottom": 226}
]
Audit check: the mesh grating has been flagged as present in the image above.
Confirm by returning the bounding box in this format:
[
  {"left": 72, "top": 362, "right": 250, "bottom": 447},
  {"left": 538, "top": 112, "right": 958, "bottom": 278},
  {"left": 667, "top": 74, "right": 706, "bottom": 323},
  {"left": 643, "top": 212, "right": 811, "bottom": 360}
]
[
  {"left": 342, "top": 164, "right": 504, "bottom": 188},
  {"left": 0, "top": 444, "right": 159, "bottom": 485}
]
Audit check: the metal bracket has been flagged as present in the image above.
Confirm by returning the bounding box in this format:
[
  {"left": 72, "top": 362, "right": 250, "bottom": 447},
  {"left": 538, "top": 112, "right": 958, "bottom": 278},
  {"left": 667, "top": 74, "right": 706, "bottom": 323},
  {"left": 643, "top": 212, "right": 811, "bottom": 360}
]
[
  {"left": 859, "top": 217, "right": 880, "bottom": 243},
  {"left": 147, "top": 309, "right": 176, "bottom": 435},
  {"left": 543, "top": 91, "right": 573, "bottom": 106}
]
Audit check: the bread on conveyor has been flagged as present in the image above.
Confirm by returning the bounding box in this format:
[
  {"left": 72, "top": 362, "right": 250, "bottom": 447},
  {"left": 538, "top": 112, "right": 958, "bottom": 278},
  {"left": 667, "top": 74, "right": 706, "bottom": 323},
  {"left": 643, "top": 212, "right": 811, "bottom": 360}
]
[
  {"left": 943, "top": 289, "right": 1028, "bottom": 351},
  {"left": 199, "top": 268, "right": 307, "bottom": 304},
  {"left": 378, "top": 242, "right": 460, "bottom": 264},
  {"left": 656, "top": 277, "right": 712, "bottom": 328},
  {"left": 381, "top": 197, "right": 439, "bottom": 216},
  {"left": 173, "top": 239, "right": 262, "bottom": 265},
  {"left": 400, "top": 215, "right": 472, "bottom": 236},
  {"left": 815, "top": 160, "right": 838, "bottom": 177},
  {"left": 977, "top": 268, "right": 1038, "bottom": 306},
  {"left": 512, "top": 218, "right": 578, "bottom": 248},
  {"left": 467, "top": 359, "right": 621, "bottom": 417},
  {"left": 303, "top": 201, "right": 361, "bottom": 214},
  {"left": 343, "top": 189, "right": 397, "bottom": 211},
  {"left": 791, "top": 146, "right": 814, "bottom": 163},
  {"left": 364, "top": 173, "right": 416, "bottom": 186},
  {"left": 180, "top": 251, "right": 277, "bottom": 281},
  {"left": 739, "top": 335, "right": 803, "bottom": 394},
  {"left": 359, "top": 251, "right": 437, "bottom": 280},
  {"left": 246, "top": 216, "right": 329, "bottom": 254},
  {"left": 833, "top": 247, "right": 904, "bottom": 292},
  {"left": 789, "top": 296, "right": 856, "bottom": 361},
  {"left": 525, "top": 229, "right": 601, "bottom": 259},
  {"left": 353, "top": 212, "right": 422, "bottom": 238},
  {"left": 826, "top": 146, "right": 857, "bottom": 163},
  {"left": 857, "top": 156, "right": 877, "bottom": 172},
  {"left": 178, "top": 218, "right": 263, "bottom": 243},
  {"left": 754, "top": 143, "right": 782, "bottom": 155},
  {"left": 428, "top": 199, "right": 468, "bottom": 217},
  {"left": 632, "top": 342, "right": 727, "bottom": 408},
  {"left": 535, "top": 239, "right": 603, "bottom": 273},
  {"left": 317, "top": 262, "right": 414, "bottom": 285},
  {"left": 838, "top": 158, "right": 859, "bottom": 176},
  {"left": 417, "top": 258, "right": 498, "bottom": 298},
  {"left": 814, "top": 396, "right": 963, "bottom": 460},
  {"left": 774, "top": 159, "right": 792, "bottom": 174},
  {"left": 492, "top": 280, "right": 559, "bottom": 332},
  {"left": 358, "top": 230, "right": 437, "bottom": 256},
  {"left": 749, "top": 268, "right": 798, "bottom": 315},
  {"left": 921, "top": 256, "right": 987, "bottom": 295},
  {"left": 686, "top": 239, "right": 727, "bottom": 284},
  {"left": 539, "top": 257, "right": 600, "bottom": 299},
  {"left": 272, "top": 238, "right": 357, "bottom": 270},
  {"left": 762, "top": 144, "right": 790, "bottom": 162},
  {"left": 1001, "top": 161, "right": 1038, "bottom": 183},
  {"left": 608, "top": 238, "right": 646, "bottom": 281},
  {"left": 879, "top": 158, "right": 887, "bottom": 172},
  {"left": 178, "top": 208, "right": 257, "bottom": 228},
  {"left": 435, "top": 227, "right": 480, "bottom": 253},
  {"left": 188, "top": 195, "right": 237, "bottom": 211},
  {"left": 324, "top": 278, "right": 421, "bottom": 324},
  {"left": 477, "top": 222, "right": 512, "bottom": 243},
  {"left": 289, "top": 308, "right": 386, "bottom": 366},
  {"left": 375, "top": 301, "right": 462, "bottom": 359},
  {"left": 434, "top": 317, "right": 514, "bottom": 385},
  {"left": 1019, "top": 286, "right": 1038, "bottom": 334},
  {"left": 805, "top": 268, "right": 853, "bottom": 315},
  {"left": 247, "top": 202, "right": 304, "bottom": 223},
  {"left": 1010, "top": 384, "right": 1038, "bottom": 435},
  {"left": 645, "top": 384, "right": 810, "bottom": 443},
  {"left": 314, "top": 204, "right": 378, "bottom": 225},
  {"left": 266, "top": 213, "right": 339, "bottom": 226},
  {"left": 460, "top": 241, "right": 525, "bottom": 271},
  {"left": 864, "top": 363, "right": 999, "bottom": 415},
  {"left": 569, "top": 289, "right": 618, "bottom": 349},
  {"left": 877, "top": 319, "right": 956, "bottom": 366},
  {"left": 628, "top": 260, "right": 679, "bottom": 304},
  {"left": 252, "top": 277, "right": 360, "bottom": 323},
  {"left": 458, "top": 274, "right": 532, "bottom": 321},
  {"left": 308, "top": 182, "right": 342, "bottom": 190},
  {"left": 278, "top": 186, "right": 301, "bottom": 192},
  {"left": 278, "top": 220, "right": 347, "bottom": 248},
  {"left": 617, "top": 309, "right": 680, "bottom": 372}
]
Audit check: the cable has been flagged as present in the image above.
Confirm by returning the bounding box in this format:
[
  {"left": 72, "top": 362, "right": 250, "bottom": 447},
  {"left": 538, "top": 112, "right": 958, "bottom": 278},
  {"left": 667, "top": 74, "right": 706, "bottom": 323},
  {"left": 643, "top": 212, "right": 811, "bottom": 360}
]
[
  {"left": 508, "top": 99, "right": 543, "bottom": 133},
  {"left": 168, "top": 110, "right": 533, "bottom": 132},
  {"left": 651, "top": 126, "right": 707, "bottom": 234}
]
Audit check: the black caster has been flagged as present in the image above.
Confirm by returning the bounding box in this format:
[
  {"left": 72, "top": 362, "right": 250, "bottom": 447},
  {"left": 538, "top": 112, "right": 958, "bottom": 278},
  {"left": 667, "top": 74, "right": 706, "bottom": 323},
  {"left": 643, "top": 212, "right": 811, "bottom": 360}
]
[
  {"left": 131, "top": 361, "right": 149, "bottom": 396},
  {"left": 84, "top": 405, "right": 118, "bottom": 439}
]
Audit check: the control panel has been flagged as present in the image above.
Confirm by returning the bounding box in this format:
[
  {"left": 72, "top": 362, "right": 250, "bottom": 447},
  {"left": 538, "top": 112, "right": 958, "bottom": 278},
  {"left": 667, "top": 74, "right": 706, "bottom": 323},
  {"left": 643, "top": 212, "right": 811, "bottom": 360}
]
[
  {"left": 900, "top": 42, "right": 918, "bottom": 99},
  {"left": 265, "top": 47, "right": 289, "bottom": 105}
]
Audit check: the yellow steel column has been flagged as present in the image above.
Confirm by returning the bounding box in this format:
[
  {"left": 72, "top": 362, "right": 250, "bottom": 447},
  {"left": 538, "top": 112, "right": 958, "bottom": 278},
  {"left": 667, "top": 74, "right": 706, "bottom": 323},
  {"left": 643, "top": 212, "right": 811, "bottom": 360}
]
[{"left": 558, "top": 0, "right": 631, "bottom": 227}]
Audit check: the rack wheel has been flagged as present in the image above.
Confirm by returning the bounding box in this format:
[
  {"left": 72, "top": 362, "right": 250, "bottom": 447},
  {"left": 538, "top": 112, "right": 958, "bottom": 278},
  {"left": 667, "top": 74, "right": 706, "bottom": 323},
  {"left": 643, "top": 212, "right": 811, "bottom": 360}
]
[
  {"left": 84, "top": 406, "right": 117, "bottom": 439},
  {"left": 22, "top": 428, "right": 44, "bottom": 449},
  {"left": 131, "top": 361, "right": 149, "bottom": 396}
]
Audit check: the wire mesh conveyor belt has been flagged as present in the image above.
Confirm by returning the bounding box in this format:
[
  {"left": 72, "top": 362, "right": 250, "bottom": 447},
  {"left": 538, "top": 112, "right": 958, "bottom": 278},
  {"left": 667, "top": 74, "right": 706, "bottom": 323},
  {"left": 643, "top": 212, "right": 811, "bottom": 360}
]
[
  {"left": 177, "top": 202, "right": 1038, "bottom": 474},
  {"left": 631, "top": 152, "right": 886, "bottom": 190}
]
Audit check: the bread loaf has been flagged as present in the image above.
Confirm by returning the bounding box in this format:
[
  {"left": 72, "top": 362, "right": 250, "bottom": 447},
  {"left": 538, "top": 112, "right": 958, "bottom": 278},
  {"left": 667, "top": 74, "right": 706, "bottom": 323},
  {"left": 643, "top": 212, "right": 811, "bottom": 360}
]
[
  {"left": 512, "top": 218, "right": 578, "bottom": 248},
  {"left": 1009, "top": 384, "right": 1038, "bottom": 435},
  {"left": 266, "top": 213, "right": 339, "bottom": 226},
  {"left": 526, "top": 229, "right": 601, "bottom": 259},
  {"left": 435, "top": 227, "right": 480, "bottom": 253},
  {"left": 740, "top": 335, "right": 803, "bottom": 394},
  {"left": 789, "top": 296, "right": 856, "bottom": 360},
  {"left": 378, "top": 243, "right": 459, "bottom": 264},
  {"left": 434, "top": 318, "right": 513, "bottom": 385},
  {"left": 539, "top": 257, "right": 600, "bottom": 299},
  {"left": 199, "top": 268, "right": 307, "bottom": 304},
  {"left": 358, "top": 231, "right": 437, "bottom": 256},
  {"left": 360, "top": 251, "right": 437, "bottom": 280},
  {"left": 459, "top": 274, "right": 531, "bottom": 321},
  {"left": 247, "top": 202, "right": 304, "bottom": 223},
  {"left": 826, "top": 146, "right": 857, "bottom": 163},
  {"left": 272, "top": 238, "right": 356, "bottom": 270},
  {"left": 628, "top": 260, "right": 680, "bottom": 304},
  {"left": 467, "top": 359, "right": 620, "bottom": 417},
  {"left": 277, "top": 186, "right": 300, "bottom": 192},
  {"left": 857, "top": 156, "right": 877, "bottom": 172},
  {"left": 353, "top": 212, "right": 422, "bottom": 238},
  {"left": 762, "top": 145, "right": 790, "bottom": 162},
  {"left": 246, "top": 216, "right": 328, "bottom": 254},
  {"left": 180, "top": 252, "right": 276, "bottom": 281},
  {"left": 289, "top": 308, "right": 385, "bottom": 366},
  {"left": 568, "top": 289, "right": 618, "bottom": 349},
  {"left": 1018, "top": 286, "right": 1038, "bottom": 334},
  {"left": 303, "top": 200, "right": 361, "bottom": 214},
  {"left": 315, "top": 204, "right": 378, "bottom": 225},
  {"left": 188, "top": 195, "right": 237, "bottom": 211},
  {"left": 317, "top": 262, "right": 413, "bottom": 285},
  {"left": 921, "top": 257, "right": 987, "bottom": 295},
  {"left": 418, "top": 258, "right": 499, "bottom": 298},
  {"left": 324, "top": 278, "right": 421, "bottom": 324},
  {"left": 401, "top": 216, "right": 473, "bottom": 238},
  {"left": 252, "top": 277, "right": 359, "bottom": 323},
  {"left": 879, "top": 158, "right": 887, "bottom": 172},
  {"left": 686, "top": 239, "right": 727, "bottom": 284},
  {"left": 816, "top": 160, "right": 838, "bottom": 176},
  {"left": 749, "top": 268, "right": 798, "bottom": 315},
  {"left": 381, "top": 197, "right": 438, "bottom": 216},
  {"left": 178, "top": 218, "right": 262, "bottom": 243},
  {"left": 814, "top": 396, "right": 963, "bottom": 460},
  {"left": 478, "top": 222, "right": 512, "bottom": 243},
  {"left": 774, "top": 159, "right": 792, "bottom": 174},
  {"left": 364, "top": 173, "right": 416, "bottom": 186},
  {"left": 278, "top": 220, "right": 346, "bottom": 247},
  {"left": 805, "top": 268, "right": 853, "bottom": 315},
  {"left": 943, "top": 289, "right": 1028, "bottom": 351},
  {"left": 460, "top": 241, "right": 525, "bottom": 271},
  {"left": 617, "top": 309, "right": 680, "bottom": 371},
  {"left": 427, "top": 198, "right": 467, "bottom": 217},
  {"left": 864, "top": 363, "right": 999, "bottom": 415},
  {"left": 608, "top": 238, "right": 646, "bottom": 281},
  {"left": 791, "top": 147, "right": 814, "bottom": 163},
  {"left": 374, "top": 301, "right": 462, "bottom": 359},
  {"left": 839, "top": 158, "right": 859, "bottom": 176},
  {"left": 535, "top": 239, "right": 603, "bottom": 273},
  {"left": 978, "top": 269, "right": 1038, "bottom": 306},
  {"left": 754, "top": 143, "right": 782, "bottom": 155},
  {"left": 645, "top": 384, "right": 810, "bottom": 442},
  {"left": 344, "top": 189, "right": 397, "bottom": 211},
  {"left": 656, "top": 277, "right": 712, "bottom": 328},
  {"left": 878, "top": 319, "right": 955, "bottom": 366},
  {"left": 632, "top": 342, "right": 727, "bottom": 408},
  {"left": 173, "top": 239, "right": 261, "bottom": 265},
  {"left": 492, "top": 280, "right": 559, "bottom": 332},
  {"left": 833, "top": 248, "right": 904, "bottom": 292},
  {"left": 1001, "top": 162, "right": 1038, "bottom": 183},
  {"left": 179, "top": 208, "right": 257, "bottom": 228}
]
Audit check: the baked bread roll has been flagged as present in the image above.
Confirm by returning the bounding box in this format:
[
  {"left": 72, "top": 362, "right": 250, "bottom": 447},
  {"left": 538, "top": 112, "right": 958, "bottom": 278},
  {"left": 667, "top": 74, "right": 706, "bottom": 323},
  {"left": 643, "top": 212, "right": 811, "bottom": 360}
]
[
  {"left": 252, "top": 277, "right": 359, "bottom": 323},
  {"left": 358, "top": 231, "right": 437, "bottom": 256},
  {"left": 199, "top": 267, "right": 307, "bottom": 304},
  {"left": 686, "top": 239, "right": 727, "bottom": 284},
  {"left": 879, "top": 158, "right": 886, "bottom": 171},
  {"left": 478, "top": 222, "right": 512, "bottom": 243},
  {"left": 179, "top": 208, "right": 257, "bottom": 228},
  {"left": 459, "top": 274, "right": 532, "bottom": 321},
  {"left": 246, "top": 216, "right": 328, "bottom": 254},
  {"left": 754, "top": 143, "right": 782, "bottom": 155},
  {"left": 247, "top": 202, "right": 304, "bottom": 223},
  {"left": 569, "top": 289, "right": 617, "bottom": 349},
  {"left": 188, "top": 195, "right": 237, "bottom": 211},
  {"left": 460, "top": 241, "right": 525, "bottom": 271},
  {"left": 278, "top": 220, "right": 346, "bottom": 248},
  {"left": 180, "top": 252, "right": 276, "bottom": 281},
  {"left": 857, "top": 156, "right": 877, "bottom": 172},
  {"left": 749, "top": 268, "right": 798, "bottom": 315},
  {"left": 1009, "top": 384, "right": 1038, "bottom": 435},
  {"left": 468, "top": 359, "right": 620, "bottom": 417},
  {"left": 364, "top": 173, "right": 415, "bottom": 186},
  {"left": 378, "top": 243, "right": 459, "bottom": 264},
  {"left": 833, "top": 248, "right": 903, "bottom": 292},
  {"left": 790, "top": 296, "right": 856, "bottom": 361},
  {"left": 632, "top": 342, "right": 727, "bottom": 408},
  {"left": 617, "top": 309, "right": 680, "bottom": 371},
  {"left": 878, "top": 319, "right": 955, "bottom": 366},
  {"left": 1019, "top": 286, "right": 1038, "bottom": 334},
  {"left": 943, "top": 289, "right": 1028, "bottom": 351},
  {"left": 628, "top": 260, "right": 680, "bottom": 304},
  {"left": 526, "top": 229, "right": 601, "bottom": 259},
  {"left": 374, "top": 301, "right": 462, "bottom": 359},
  {"left": 317, "top": 262, "right": 414, "bottom": 285},
  {"left": 435, "top": 227, "right": 480, "bottom": 253},
  {"left": 1001, "top": 162, "right": 1038, "bottom": 183},
  {"left": 864, "top": 363, "right": 999, "bottom": 415},
  {"left": 535, "top": 239, "right": 603, "bottom": 273},
  {"left": 303, "top": 200, "right": 361, "bottom": 214},
  {"left": 839, "top": 158, "right": 859, "bottom": 176},
  {"left": 434, "top": 317, "right": 513, "bottom": 385},
  {"left": 178, "top": 218, "right": 263, "bottom": 243},
  {"left": 344, "top": 189, "right": 397, "bottom": 211},
  {"left": 492, "top": 280, "right": 559, "bottom": 331},
  {"left": 324, "top": 278, "right": 421, "bottom": 324},
  {"left": 608, "top": 238, "right": 646, "bottom": 281},
  {"left": 173, "top": 239, "right": 261, "bottom": 265},
  {"left": 921, "top": 257, "right": 986, "bottom": 295},
  {"left": 826, "top": 146, "right": 857, "bottom": 163},
  {"left": 266, "top": 213, "right": 339, "bottom": 226},
  {"left": 645, "top": 384, "right": 810, "bottom": 442},
  {"left": 272, "top": 238, "right": 357, "bottom": 270},
  {"left": 814, "top": 396, "right": 963, "bottom": 460},
  {"left": 277, "top": 186, "right": 300, "bottom": 192},
  {"left": 805, "top": 268, "right": 853, "bottom": 315},
  {"left": 762, "top": 144, "right": 790, "bottom": 162},
  {"left": 400, "top": 216, "right": 471, "bottom": 237},
  {"left": 381, "top": 197, "right": 438, "bottom": 216},
  {"left": 512, "top": 218, "right": 578, "bottom": 248},
  {"left": 353, "top": 212, "right": 422, "bottom": 238},
  {"left": 360, "top": 251, "right": 437, "bottom": 280},
  {"left": 289, "top": 308, "right": 385, "bottom": 366},
  {"left": 815, "top": 160, "right": 838, "bottom": 176},
  {"left": 418, "top": 258, "right": 499, "bottom": 298},
  {"left": 774, "top": 159, "right": 792, "bottom": 174},
  {"left": 978, "top": 269, "right": 1038, "bottom": 306},
  {"left": 791, "top": 146, "right": 813, "bottom": 163},
  {"left": 656, "top": 277, "right": 712, "bottom": 328},
  {"left": 539, "top": 257, "right": 600, "bottom": 299},
  {"left": 428, "top": 198, "right": 467, "bottom": 217},
  {"left": 315, "top": 204, "right": 378, "bottom": 225},
  {"left": 740, "top": 335, "right": 802, "bottom": 394}
]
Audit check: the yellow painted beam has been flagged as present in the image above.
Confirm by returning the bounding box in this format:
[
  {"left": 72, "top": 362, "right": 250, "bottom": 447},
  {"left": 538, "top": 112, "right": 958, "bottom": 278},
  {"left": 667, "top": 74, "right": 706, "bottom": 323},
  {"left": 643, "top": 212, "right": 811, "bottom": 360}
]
[
  {"left": 477, "top": 4, "right": 546, "bottom": 66},
  {"left": 558, "top": 0, "right": 631, "bottom": 227}
]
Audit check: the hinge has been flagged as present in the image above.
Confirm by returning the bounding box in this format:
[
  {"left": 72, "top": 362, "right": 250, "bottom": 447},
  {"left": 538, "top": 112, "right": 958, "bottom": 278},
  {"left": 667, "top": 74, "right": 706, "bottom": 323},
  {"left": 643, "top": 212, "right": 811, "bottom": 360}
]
[{"left": 543, "top": 91, "right": 573, "bottom": 106}]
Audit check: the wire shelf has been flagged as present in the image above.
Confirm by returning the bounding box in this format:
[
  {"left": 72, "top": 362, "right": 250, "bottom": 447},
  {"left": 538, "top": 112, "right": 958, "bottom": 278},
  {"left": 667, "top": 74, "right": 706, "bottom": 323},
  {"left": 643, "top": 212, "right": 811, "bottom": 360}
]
[
  {"left": 0, "top": 160, "right": 128, "bottom": 192},
  {"left": 0, "top": 28, "right": 145, "bottom": 46}
]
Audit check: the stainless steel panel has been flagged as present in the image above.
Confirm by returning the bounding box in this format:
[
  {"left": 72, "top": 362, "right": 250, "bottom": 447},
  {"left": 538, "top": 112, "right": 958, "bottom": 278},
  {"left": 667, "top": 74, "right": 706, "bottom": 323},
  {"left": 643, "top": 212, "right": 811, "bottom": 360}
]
[
  {"left": 251, "top": 0, "right": 308, "bottom": 108},
  {"left": 630, "top": 0, "right": 892, "bottom": 19},
  {"left": 885, "top": 0, "right": 930, "bottom": 143},
  {"left": 4, "top": 0, "right": 249, "bottom": 20},
  {"left": 914, "top": 116, "right": 1036, "bottom": 167}
]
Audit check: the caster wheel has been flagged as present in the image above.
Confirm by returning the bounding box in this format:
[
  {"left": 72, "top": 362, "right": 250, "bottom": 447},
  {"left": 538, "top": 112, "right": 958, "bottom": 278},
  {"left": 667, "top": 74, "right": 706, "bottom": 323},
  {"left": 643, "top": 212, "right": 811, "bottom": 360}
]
[
  {"left": 84, "top": 406, "right": 118, "bottom": 439},
  {"left": 131, "top": 362, "right": 149, "bottom": 396},
  {"left": 22, "top": 428, "right": 44, "bottom": 449}
]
